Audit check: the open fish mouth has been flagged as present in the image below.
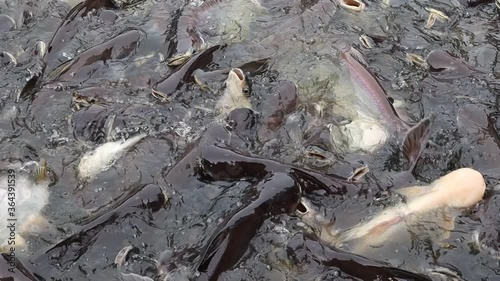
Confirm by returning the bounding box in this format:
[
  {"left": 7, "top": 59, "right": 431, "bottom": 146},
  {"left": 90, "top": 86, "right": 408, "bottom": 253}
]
[
  {"left": 166, "top": 50, "right": 194, "bottom": 66},
  {"left": 32, "top": 159, "right": 58, "bottom": 186},
  {"left": 35, "top": 159, "right": 47, "bottom": 183},
  {"left": 230, "top": 68, "right": 251, "bottom": 97},
  {"left": 294, "top": 197, "right": 333, "bottom": 236},
  {"left": 339, "top": 0, "right": 366, "bottom": 12}
]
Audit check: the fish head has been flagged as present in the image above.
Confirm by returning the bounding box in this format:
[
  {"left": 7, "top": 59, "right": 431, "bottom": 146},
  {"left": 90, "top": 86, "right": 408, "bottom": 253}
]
[
  {"left": 226, "top": 68, "right": 251, "bottom": 98},
  {"left": 215, "top": 68, "right": 253, "bottom": 117},
  {"left": 34, "top": 159, "right": 57, "bottom": 187},
  {"left": 430, "top": 168, "right": 486, "bottom": 209},
  {"left": 295, "top": 197, "right": 335, "bottom": 237}
]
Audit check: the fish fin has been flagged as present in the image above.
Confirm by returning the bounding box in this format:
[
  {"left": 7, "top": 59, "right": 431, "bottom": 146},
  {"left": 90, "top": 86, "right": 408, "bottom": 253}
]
[{"left": 401, "top": 114, "right": 436, "bottom": 171}]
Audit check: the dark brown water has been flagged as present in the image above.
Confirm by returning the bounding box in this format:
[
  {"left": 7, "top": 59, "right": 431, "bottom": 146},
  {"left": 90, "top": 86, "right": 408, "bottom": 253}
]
[{"left": 0, "top": 0, "right": 499, "bottom": 280}]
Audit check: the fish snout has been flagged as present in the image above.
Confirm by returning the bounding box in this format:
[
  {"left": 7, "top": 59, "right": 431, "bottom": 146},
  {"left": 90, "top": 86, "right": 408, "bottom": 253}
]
[
  {"left": 435, "top": 168, "right": 486, "bottom": 209},
  {"left": 228, "top": 68, "right": 251, "bottom": 96}
]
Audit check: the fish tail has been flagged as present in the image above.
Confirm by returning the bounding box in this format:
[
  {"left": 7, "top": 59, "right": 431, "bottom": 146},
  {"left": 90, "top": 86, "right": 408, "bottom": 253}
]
[
  {"left": 401, "top": 113, "right": 436, "bottom": 171},
  {"left": 35, "top": 159, "right": 48, "bottom": 183}
]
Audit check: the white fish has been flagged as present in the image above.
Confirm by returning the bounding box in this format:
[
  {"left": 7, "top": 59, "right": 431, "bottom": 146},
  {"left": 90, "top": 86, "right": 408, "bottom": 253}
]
[
  {"left": 331, "top": 48, "right": 435, "bottom": 171},
  {"left": 77, "top": 133, "right": 147, "bottom": 180},
  {"left": 0, "top": 159, "right": 55, "bottom": 252},
  {"left": 298, "top": 168, "right": 486, "bottom": 254},
  {"left": 214, "top": 68, "right": 252, "bottom": 119}
]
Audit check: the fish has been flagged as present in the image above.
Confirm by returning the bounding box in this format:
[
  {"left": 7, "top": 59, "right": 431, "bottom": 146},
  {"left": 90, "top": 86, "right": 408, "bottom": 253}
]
[
  {"left": 339, "top": 0, "right": 366, "bottom": 12},
  {"left": 426, "top": 49, "right": 481, "bottom": 80},
  {"left": 425, "top": 8, "right": 448, "bottom": 29},
  {"left": 0, "top": 159, "right": 56, "bottom": 253},
  {"left": 164, "top": 0, "right": 264, "bottom": 66},
  {"left": 334, "top": 47, "right": 435, "bottom": 171},
  {"left": 192, "top": 58, "right": 269, "bottom": 87},
  {"left": 195, "top": 172, "right": 301, "bottom": 281},
  {"left": 0, "top": 51, "right": 16, "bottom": 66},
  {"left": 286, "top": 232, "right": 433, "bottom": 281},
  {"left": 47, "top": 29, "right": 143, "bottom": 82},
  {"left": 298, "top": 168, "right": 486, "bottom": 254},
  {"left": 0, "top": 14, "right": 16, "bottom": 31},
  {"left": 44, "top": 0, "right": 120, "bottom": 71},
  {"left": 30, "top": 184, "right": 166, "bottom": 272},
  {"left": 214, "top": 68, "right": 252, "bottom": 118},
  {"left": 0, "top": 252, "right": 38, "bottom": 281},
  {"left": 77, "top": 133, "right": 147, "bottom": 180},
  {"left": 33, "top": 40, "right": 47, "bottom": 59},
  {"left": 164, "top": 7, "right": 206, "bottom": 67},
  {"left": 152, "top": 44, "right": 222, "bottom": 100}
]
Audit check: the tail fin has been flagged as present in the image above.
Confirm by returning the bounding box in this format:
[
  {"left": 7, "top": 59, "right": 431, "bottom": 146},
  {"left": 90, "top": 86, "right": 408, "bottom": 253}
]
[{"left": 401, "top": 114, "right": 436, "bottom": 171}]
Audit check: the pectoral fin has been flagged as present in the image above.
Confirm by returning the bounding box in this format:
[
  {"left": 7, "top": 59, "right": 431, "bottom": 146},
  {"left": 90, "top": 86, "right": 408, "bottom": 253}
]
[{"left": 402, "top": 114, "right": 436, "bottom": 171}]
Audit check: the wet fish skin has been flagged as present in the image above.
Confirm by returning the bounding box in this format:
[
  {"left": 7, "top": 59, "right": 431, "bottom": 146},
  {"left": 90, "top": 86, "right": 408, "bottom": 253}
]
[
  {"left": 47, "top": 29, "right": 143, "bottom": 82},
  {"left": 45, "top": 0, "right": 120, "bottom": 70},
  {"left": 287, "top": 232, "right": 432, "bottom": 281},
  {"left": 341, "top": 50, "right": 408, "bottom": 130},
  {"left": 340, "top": 48, "right": 435, "bottom": 171},
  {"left": 29, "top": 184, "right": 166, "bottom": 272},
  {"left": 196, "top": 172, "right": 301, "bottom": 281},
  {"left": 297, "top": 168, "right": 486, "bottom": 258},
  {"left": 193, "top": 58, "right": 269, "bottom": 87},
  {"left": 259, "top": 80, "right": 298, "bottom": 134},
  {"left": 77, "top": 133, "right": 147, "bottom": 180},
  {"left": 153, "top": 44, "right": 222, "bottom": 98},
  {"left": 426, "top": 49, "right": 481, "bottom": 80},
  {"left": 336, "top": 168, "right": 486, "bottom": 252},
  {"left": 0, "top": 14, "right": 16, "bottom": 31},
  {"left": 214, "top": 68, "right": 252, "bottom": 118},
  {"left": 198, "top": 144, "right": 353, "bottom": 195},
  {"left": 165, "top": 8, "right": 206, "bottom": 67}
]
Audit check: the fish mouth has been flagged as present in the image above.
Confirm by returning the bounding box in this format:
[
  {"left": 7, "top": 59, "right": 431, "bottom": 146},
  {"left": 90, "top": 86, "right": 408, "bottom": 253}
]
[
  {"left": 339, "top": 0, "right": 366, "bottom": 12},
  {"left": 296, "top": 200, "right": 309, "bottom": 215},
  {"left": 166, "top": 51, "right": 193, "bottom": 67},
  {"left": 231, "top": 68, "right": 245, "bottom": 81},
  {"left": 34, "top": 159, "right": 57, "bottom": 186},
  {"left": 230, "top": 68, "right": 251, "bottom": 96},
  {"left": 35, "top": 159, "right": 48, "bottom": 183}
]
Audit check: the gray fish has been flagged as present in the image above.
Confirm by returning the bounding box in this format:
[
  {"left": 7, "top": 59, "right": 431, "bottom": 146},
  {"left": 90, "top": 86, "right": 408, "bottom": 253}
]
[{"left": 338, "top": 48, "right": 435, "bottom": 171}]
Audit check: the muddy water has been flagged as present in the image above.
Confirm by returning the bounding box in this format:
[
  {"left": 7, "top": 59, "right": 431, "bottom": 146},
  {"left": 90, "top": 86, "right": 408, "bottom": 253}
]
[{"left": 0, "top": 0, "right": 499, "bottom": 280}]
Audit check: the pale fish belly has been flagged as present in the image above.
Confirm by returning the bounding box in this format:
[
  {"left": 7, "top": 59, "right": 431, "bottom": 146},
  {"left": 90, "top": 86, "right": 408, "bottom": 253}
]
[{"left": 329, "top": 117, "right": 389, "bottom": 153}]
